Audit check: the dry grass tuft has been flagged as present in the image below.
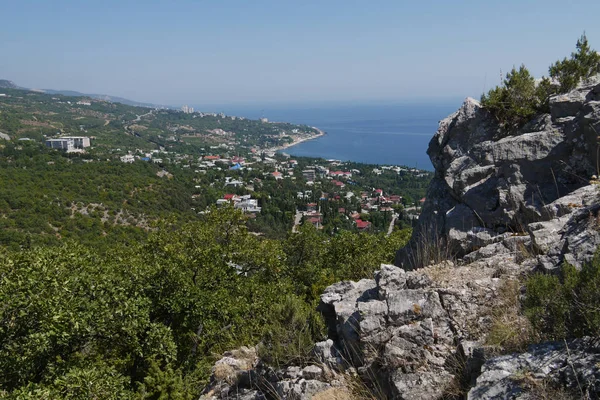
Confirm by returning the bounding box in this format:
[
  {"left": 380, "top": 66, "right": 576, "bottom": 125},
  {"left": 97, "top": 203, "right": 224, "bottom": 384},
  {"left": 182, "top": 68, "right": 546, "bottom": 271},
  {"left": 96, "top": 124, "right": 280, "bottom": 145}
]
[
  {"left": 212, "top": 363, "right": 236, "bottom": 384},
  {"left": 423, "top": 262, "right": 495, "bottom": 288},
  {"left": 486, "top": 279, "right": 533, "bottom": 354},
  {"left": 441, "top": 351, "right": 470, "bottom": 400},
  {"left": 312, "top": 387, "right": 355, "bottom": 400},
  {"left": 510, "top": 369, "right": 577, "bottom": 400}
]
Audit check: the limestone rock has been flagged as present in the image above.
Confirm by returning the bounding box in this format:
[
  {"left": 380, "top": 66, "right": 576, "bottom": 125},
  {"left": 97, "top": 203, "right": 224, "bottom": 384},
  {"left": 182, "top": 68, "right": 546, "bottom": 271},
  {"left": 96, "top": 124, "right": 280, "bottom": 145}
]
[
  {"left": 396, "top": 82, "right": 600, "bottom": 271},
  {"left": 468, "top": 338, "right": 600, "bottom": 399}
]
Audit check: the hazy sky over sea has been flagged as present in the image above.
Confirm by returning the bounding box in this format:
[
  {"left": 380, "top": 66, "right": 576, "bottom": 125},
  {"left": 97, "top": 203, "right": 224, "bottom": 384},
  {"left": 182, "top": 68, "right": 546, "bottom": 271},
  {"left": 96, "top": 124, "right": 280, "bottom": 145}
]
[{"left": 2, "top": 0, "right": 600, "bottom": 107}]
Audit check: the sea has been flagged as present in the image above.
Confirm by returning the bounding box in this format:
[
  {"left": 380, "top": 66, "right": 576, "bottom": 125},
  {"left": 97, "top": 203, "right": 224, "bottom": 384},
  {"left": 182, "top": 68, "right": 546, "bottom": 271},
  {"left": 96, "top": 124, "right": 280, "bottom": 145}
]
[{"left": 201, "top": 101, "right": 462, "bottom": 171}]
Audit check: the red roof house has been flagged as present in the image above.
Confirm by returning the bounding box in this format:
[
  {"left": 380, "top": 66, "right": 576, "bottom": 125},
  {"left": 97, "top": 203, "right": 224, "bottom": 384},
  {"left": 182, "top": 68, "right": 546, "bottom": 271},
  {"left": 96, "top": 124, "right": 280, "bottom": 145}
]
[{"left": 356, "top": 219, "right": 371, "bottom": 230}]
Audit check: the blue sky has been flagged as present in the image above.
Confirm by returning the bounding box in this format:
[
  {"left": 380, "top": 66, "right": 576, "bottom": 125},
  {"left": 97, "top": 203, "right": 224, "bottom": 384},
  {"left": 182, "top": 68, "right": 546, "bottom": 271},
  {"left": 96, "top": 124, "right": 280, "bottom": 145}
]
[{"left": 1, "top": 0, "right": 599, "bottom": 107}]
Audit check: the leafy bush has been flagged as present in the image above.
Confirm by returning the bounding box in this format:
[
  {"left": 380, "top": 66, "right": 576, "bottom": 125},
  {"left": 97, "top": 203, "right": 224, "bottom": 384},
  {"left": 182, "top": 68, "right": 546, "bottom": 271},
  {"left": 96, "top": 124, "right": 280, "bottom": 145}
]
[
  {"left": 258, "top": 295, "right": 326, "bottom": 367},
  {"left": 524, "top": 251, "right": 600, "bottom": 341},
  {"left": 480, "top": 65, "right": 545, "bottom": 132},
  {"left": 550, "top": 33, "right": 600, "bottom": 93},
  {"left": 0, "top": 206, "right": 406, "bottom": 398}
]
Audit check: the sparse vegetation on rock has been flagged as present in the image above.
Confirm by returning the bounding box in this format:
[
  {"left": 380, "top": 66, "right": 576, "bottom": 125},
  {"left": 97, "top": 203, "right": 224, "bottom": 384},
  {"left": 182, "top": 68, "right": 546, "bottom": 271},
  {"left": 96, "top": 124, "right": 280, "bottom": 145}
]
[{"left": 481, "top": 33, "right": 600, "bottom": 131}]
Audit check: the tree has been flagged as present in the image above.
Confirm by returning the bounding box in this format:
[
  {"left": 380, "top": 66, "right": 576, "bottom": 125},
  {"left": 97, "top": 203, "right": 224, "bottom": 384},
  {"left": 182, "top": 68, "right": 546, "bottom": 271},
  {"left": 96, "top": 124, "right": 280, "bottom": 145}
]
[
  {"left": 550, "top": 33, "right": 600, "bottom": 93},
  {"left": 481, "top": 65, "right": 540, "bottom": 131}
]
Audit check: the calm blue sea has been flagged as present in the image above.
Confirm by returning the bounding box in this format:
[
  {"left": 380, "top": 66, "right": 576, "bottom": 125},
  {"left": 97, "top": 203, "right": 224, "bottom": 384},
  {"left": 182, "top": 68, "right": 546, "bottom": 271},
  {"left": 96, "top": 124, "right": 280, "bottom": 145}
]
[{"left": 199, "top": 101, "right": 462, "bottom": 171}]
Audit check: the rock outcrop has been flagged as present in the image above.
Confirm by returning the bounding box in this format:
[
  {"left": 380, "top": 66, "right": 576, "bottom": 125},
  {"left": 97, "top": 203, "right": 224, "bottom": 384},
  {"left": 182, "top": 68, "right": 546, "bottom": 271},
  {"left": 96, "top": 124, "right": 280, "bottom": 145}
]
[
  {"left": 396, "top": 78, "right": 600, "bottom": 272},
  {"left": 200, "top": 344, "right": 354, "bottom": 400}
]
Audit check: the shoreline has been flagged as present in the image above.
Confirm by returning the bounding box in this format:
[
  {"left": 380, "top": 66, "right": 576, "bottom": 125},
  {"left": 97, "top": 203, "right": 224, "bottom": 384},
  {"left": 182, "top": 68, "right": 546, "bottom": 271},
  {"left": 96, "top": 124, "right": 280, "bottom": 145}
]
[{"left": 264, "top": 127, "right": 325, "bottom": 155}]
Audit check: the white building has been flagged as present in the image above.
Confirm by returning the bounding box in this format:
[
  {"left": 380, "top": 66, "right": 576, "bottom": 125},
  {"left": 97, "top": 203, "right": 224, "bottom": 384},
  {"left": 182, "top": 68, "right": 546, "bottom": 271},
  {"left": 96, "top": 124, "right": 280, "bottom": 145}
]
[
  {"left": 234, "top": 199, "right": 261, "bottom": 213},
  {"left": 45, "top": 136, "right": 91, "bottom": 152},
  {"left": 120, "top": 154, "right": 135, "bottom": 163},
  {"left": 181, "top": 105, "right": 194, "bottom": 114},
  {"left": 302, "top": 169, "right": 316, "bottom": 182}
]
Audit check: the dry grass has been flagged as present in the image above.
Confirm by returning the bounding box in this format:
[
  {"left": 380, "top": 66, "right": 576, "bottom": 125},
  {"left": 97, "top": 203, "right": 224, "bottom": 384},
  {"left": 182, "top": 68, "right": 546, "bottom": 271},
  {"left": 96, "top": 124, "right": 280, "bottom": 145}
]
[
  {"left": 589, "top": 209, "right": 600, "bottom": 230},
  {"left": 441, "top": 351, "right": 470, "bottom": 400},
  {"left": 485, "top": 279, "right": 533, "bottom": 354},
  {"left": 212, "top": 346, "right": 257, "bottom": 384},
  {"left": 213, "top": 362, "right": 237, "bottom": 384},
  {"left": 510, "top": 369, "right": 578, "bottom": 400},
  {"left": 423, "top": 262, "right": 495, "bottom": 288},
  {"left": 312, "top": 387, "right": 355, "bottom": 400}
]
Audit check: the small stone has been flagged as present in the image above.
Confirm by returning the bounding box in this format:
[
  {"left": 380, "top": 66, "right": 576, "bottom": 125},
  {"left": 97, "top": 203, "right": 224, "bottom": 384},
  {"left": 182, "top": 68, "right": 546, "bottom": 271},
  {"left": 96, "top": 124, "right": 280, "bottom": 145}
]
[{"left": 302, "top": 365, "right": 323, "bottom": 380}]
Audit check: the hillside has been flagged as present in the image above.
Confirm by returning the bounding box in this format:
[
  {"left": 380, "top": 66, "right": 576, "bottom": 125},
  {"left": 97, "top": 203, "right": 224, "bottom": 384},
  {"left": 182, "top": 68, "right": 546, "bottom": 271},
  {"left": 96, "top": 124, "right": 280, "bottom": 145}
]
[
  {"left": 0, "top": 86, "right": 320, "bottom": 152},
  {"left": 0, "top": 80, "right": 17, "bottom": 89},
  {"left": 0, "top": 86, "right": 432, "bottom": 248},
  {"left": 0, "top": 78, "right": 162, "bottom": 107}
]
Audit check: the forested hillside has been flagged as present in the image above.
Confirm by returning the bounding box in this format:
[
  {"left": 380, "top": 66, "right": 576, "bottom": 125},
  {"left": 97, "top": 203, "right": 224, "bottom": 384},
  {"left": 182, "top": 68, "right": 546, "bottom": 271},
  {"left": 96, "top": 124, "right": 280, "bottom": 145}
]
[{"left": 0, "top": 206, "right": 410, "bottom": 398}]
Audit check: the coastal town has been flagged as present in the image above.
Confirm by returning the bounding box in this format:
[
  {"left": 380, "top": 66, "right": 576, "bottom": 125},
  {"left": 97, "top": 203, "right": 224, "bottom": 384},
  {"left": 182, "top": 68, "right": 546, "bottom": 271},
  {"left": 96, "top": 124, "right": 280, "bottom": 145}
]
[
  {"left": 1, "top": 87, "right": 432, "bottom": 239},
  {"left": 34, "top": 128, "right": 428, "bottom": 235}
]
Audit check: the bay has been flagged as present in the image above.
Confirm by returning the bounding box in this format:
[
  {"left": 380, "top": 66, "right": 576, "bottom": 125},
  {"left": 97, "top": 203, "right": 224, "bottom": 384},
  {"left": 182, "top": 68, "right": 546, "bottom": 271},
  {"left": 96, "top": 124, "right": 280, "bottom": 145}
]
[{"left": 199, "top": 101, "right": 462, "bottom": 171}]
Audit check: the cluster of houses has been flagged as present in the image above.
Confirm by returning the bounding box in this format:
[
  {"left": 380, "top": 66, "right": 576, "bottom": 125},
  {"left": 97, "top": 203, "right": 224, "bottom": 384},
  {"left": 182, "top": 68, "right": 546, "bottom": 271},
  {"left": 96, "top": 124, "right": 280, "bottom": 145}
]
[
  {"left": 372, "top": 165, "right": 429, "bottom": 178},
  {"left": 295, "top": 186, "right": 404, "bottom": 232},
  {"left": 358, "top": 189, "right": 403, "bottom": 213},
  {"left": 120, "top": 149, "right": 164, "bottom": 164}
]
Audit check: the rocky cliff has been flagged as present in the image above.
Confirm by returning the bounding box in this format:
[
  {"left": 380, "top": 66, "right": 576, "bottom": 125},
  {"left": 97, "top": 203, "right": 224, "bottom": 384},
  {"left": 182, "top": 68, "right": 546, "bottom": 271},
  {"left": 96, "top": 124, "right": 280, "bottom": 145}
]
[
  {"left": 200, "top": 80, "right": 600, "bottom": 399},
  {"left": 396, "top": 77, "right": 600, "bottom": 271}
]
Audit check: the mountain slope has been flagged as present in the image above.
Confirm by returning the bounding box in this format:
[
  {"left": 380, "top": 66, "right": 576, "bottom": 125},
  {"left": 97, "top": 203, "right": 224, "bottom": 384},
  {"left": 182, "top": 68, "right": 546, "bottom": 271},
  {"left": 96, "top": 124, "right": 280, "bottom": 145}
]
[
  {"left": 0, "top": 80, "right": 18, "bottom": 89},
  {"left": 0, "top": 78, "right": 164, "bottom": 108}
]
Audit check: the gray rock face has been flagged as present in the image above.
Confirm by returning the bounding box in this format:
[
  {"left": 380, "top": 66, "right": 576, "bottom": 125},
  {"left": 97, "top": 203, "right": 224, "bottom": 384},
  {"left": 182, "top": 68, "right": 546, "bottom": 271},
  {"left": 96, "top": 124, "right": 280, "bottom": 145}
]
[
  {"left": 200, "top": 261, "right": 512, "bottom": 399},
  {"left": 396, "top": 81, "right": 600, "bottom": 270},
  {"left": 316, "top": 264, "right": 507, "bottom": 399},
  {"left": 468, "top": 338, "right": 600, "bottom": 399}
]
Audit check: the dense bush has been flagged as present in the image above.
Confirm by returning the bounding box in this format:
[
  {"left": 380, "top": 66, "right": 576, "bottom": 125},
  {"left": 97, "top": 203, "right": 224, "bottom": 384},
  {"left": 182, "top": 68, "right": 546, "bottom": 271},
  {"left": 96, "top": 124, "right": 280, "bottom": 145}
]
[
  {"left": 524, "top": 251, "right": 600, "bottom": 341},
  {"left": 480, "top": 65, "right": 544, "bottom": 131},
  {"left": 0, "top": 206, "right": 410, "bottom": 398}
]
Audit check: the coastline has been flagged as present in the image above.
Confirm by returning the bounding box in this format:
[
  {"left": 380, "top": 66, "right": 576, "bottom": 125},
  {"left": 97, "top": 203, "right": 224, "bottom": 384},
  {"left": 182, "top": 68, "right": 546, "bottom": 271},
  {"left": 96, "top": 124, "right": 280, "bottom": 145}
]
[{"left": 264, "top": 127, "right": 325, "bottom": 155}]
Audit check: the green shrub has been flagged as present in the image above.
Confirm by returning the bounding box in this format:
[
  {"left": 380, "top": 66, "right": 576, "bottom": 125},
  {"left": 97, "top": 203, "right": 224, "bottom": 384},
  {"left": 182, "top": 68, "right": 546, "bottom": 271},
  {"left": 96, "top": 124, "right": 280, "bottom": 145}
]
[
  {"left": 480, "top": 65, "right": 544, "bottom": 132},
  {"left": 550, "top": 33, "right": 600, "bottom": 93},
  {"left": 257, "top": 295, "right": 326, "bottom": 367},
  {"left": 524, "top": 251, "right": 600, "bottom": 341}
]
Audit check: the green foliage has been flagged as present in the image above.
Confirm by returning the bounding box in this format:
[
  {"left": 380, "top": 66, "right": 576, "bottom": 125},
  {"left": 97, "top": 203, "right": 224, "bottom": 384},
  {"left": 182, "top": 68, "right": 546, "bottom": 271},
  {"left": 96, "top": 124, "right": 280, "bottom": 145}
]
[
  {"left": 258, "top": 295, "right": 326, "bottom": 367},
  {"left": 480, "top": 65, "right": 543, "bottom": 131},
  {"left": 524, "top": 251, "right": 600, "bottom": 341},
  {"left": 550, "top": 33, "right": 600, "bottom": 93},
  {"left": 481, "top": 34, "right": 600, "bottom": 130},
  {"left": 0, "top": 205, "right": 406, "bottom": 398},
  {"left": 284, "top": 224, "right": 412, "bottom": 300},
  {"left": 137, "top": 361, "right": 192, "bottom": 400},
  {"left": 8, "top": 361, "right": 132, "bottom": 400}
]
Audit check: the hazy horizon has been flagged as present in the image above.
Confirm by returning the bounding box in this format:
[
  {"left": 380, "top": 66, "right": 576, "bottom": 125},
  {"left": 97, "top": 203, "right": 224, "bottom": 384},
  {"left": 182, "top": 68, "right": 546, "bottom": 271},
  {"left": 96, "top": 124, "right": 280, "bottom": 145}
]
[{"left": 2, "top": 0, "right": 600, "bottom": 107}]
